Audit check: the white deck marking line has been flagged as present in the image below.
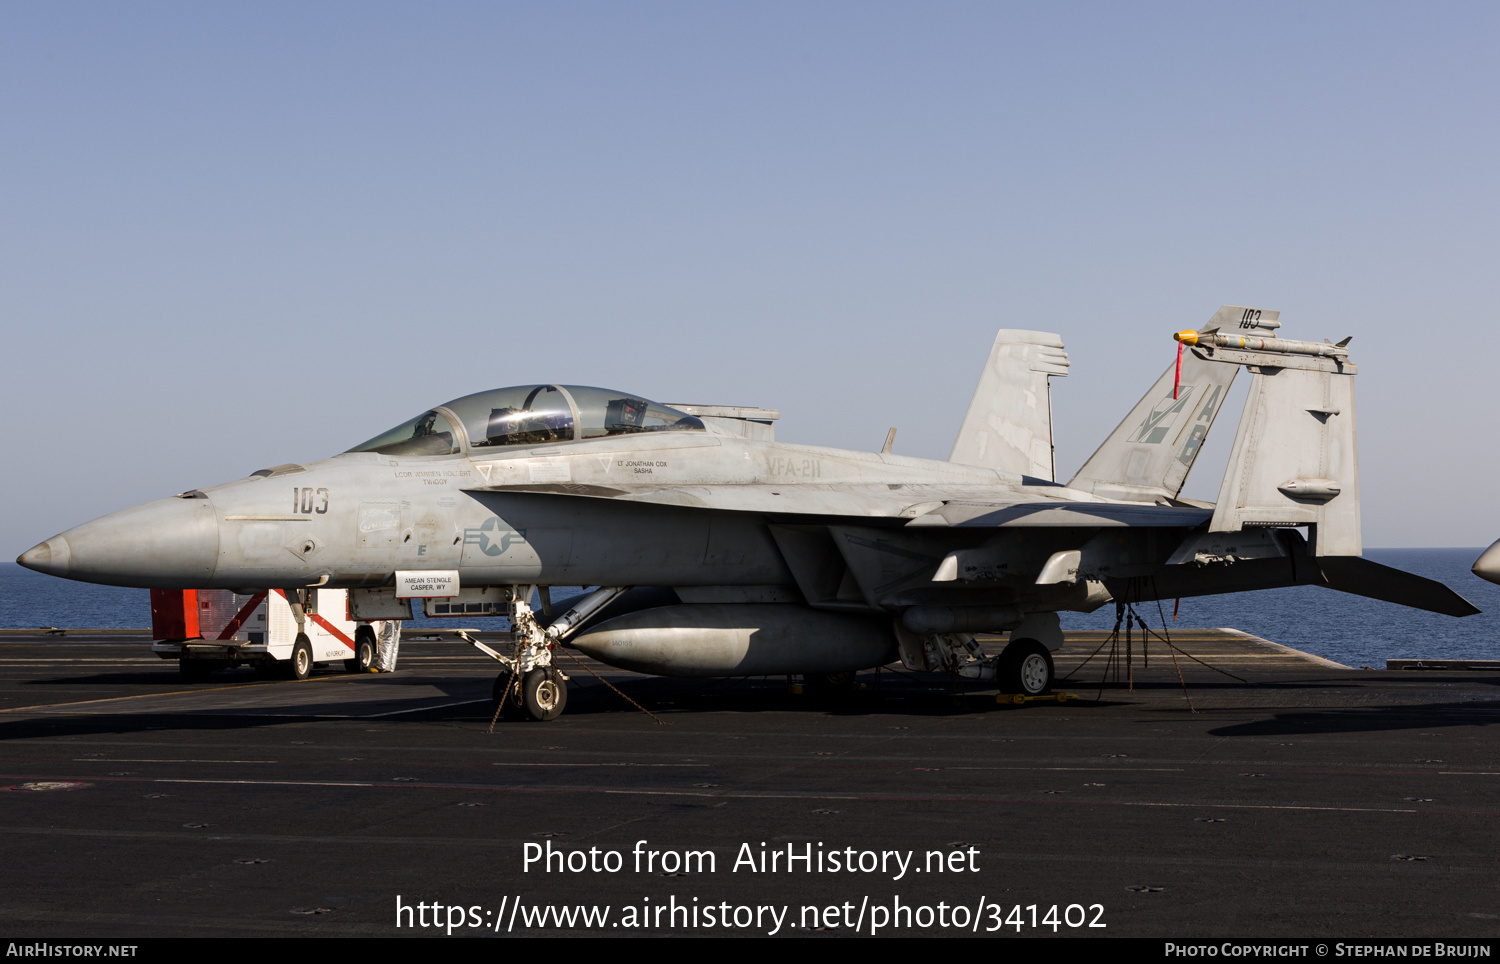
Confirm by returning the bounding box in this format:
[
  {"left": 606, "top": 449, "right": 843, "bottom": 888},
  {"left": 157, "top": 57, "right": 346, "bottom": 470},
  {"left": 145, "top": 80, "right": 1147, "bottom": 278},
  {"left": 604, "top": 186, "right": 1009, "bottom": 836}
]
[
  {"left": 7, "top": 775, "right": 1466, "bottom": 815},
  {"left": 491, "top": 763, "right": 709, "bottom": 767},
  {"left": 361, "top": 699, "right": 489, "bottom": 717},
  {"left": 72, "top": 759, "right": 279, "bottom": 764},
  {"left": 0, "top": 674, "right": 348, "bottom": 714},
  {"left": 1440, "top": 771, "right": 1500, "bottom": 776}
]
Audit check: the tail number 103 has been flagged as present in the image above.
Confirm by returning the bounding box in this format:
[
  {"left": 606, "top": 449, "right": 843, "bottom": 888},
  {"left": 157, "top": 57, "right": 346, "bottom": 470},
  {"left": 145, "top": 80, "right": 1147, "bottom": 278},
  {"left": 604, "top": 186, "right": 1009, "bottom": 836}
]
[{"left": 293, "top": 488, "right": 330, "bottom": 514}]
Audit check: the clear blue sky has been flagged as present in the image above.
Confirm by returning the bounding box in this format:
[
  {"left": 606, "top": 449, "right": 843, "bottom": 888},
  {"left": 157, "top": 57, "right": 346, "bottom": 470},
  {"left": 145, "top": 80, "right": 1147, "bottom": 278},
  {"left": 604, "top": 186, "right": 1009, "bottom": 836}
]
[{"left": 3, "top": 1, "right": 1496, "bottom": 554}]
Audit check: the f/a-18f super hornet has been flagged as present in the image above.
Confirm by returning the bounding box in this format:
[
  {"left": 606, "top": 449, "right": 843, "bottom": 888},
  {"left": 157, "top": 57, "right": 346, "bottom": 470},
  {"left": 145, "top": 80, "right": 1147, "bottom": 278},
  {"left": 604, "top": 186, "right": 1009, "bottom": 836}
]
[{"left": 18, "top": 305, "right": 1478, "bottom": 720}]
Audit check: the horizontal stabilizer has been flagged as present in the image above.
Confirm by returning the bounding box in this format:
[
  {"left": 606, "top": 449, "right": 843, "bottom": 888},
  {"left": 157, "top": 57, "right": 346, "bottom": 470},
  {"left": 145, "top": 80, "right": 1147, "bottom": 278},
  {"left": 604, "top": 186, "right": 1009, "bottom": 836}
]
[
  {"left": 1210, "top": 358, "right": 1360, "bottom": 555},
  {"left": 1317, "top": 557, "right": 1480, "bottom": 617}
]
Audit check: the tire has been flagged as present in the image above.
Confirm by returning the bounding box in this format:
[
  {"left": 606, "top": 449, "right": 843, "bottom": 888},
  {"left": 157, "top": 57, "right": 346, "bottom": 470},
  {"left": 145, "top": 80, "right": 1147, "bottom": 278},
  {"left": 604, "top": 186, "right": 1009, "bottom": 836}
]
[
  {"left": 492, "top": 671, "right": 526, "bottom": 721},
  {"left": 287, "top": 634, "right": 313, "bottom": 680},
  {"left": 999, "top": 639, "right": 1053, "bottom": 696},
  {"left": 522, "top": 667, "right": 568, "bottom": 722},
  {"left": 346, "top": 631, "right": 375, "bottom": 673}
]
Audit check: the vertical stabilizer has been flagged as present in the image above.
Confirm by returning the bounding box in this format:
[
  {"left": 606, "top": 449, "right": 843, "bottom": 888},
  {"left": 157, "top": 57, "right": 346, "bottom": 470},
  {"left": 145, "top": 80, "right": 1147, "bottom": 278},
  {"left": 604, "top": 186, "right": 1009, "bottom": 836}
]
[
  {"left": 1067, "top": 306, "right": 1261, "bottom": 502},
  {"left": 949, "top": 330, "right": 1069, "bottom": 479},
  {"left": 1209, "top": 364, "right": 1360, "bottom": 556}
]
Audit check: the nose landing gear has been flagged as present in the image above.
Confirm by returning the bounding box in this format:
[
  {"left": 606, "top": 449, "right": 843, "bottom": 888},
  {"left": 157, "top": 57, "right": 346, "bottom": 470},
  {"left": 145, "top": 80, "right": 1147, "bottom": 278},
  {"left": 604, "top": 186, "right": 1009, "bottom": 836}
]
[{"left": 460, "top": 586, "right": 628, "bottom": 724}]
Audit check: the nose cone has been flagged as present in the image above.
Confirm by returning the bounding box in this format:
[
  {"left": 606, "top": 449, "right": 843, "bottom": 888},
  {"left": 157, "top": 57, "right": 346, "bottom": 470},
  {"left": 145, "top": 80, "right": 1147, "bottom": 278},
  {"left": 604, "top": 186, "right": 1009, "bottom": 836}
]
[
  {"left": 18, "top": 536, "right": 72, "bottom": 577},
  {"left": 1474, "top": 539, "right": 1500, "bottom": 586},
  {"left": 18, "top": 497, "right": 219, "bottom": 588}
]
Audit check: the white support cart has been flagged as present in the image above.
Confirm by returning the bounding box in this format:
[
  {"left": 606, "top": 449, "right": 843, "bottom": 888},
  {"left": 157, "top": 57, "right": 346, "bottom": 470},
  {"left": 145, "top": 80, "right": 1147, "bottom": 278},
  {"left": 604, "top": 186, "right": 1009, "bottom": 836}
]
[{"left": 150, "top": 587, "right": 393, "bottom": 681}]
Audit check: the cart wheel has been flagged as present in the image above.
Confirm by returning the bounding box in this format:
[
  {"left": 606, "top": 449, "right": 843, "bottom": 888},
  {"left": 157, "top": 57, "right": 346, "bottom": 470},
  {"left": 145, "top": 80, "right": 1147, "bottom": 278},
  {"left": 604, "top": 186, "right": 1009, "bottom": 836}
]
[
  {"left": 346, "top": 631, "right": 375, "bottom": 673},
  {"left": 522, "top": 667, "right": 568, "bottom": 722},
  {"left": 492, "top": 671, "right": 527, "bottom": 721},
  {"left": 179, "top": 659, "right": 211, "bottom": 682},
  {"left": 287, "top": 635, "right": 313, "bottom": 680},
  {"left": 999, "top": 639, "right": 1053, "bottom": 696}
]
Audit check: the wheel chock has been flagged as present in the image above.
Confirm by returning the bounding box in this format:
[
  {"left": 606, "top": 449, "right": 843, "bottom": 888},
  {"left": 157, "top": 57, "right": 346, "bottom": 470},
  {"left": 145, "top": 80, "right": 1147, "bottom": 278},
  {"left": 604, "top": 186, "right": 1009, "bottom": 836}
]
[{"left": 996, "top": 692, "right": 1077, "bottom": 705}]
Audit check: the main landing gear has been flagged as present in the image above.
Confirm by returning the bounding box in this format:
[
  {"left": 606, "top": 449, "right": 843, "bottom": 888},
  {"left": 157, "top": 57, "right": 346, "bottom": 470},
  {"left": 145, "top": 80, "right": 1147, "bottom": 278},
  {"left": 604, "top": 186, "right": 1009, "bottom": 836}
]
[{"left": 998, "top": 639, "right": 1054, "bottom": 696}]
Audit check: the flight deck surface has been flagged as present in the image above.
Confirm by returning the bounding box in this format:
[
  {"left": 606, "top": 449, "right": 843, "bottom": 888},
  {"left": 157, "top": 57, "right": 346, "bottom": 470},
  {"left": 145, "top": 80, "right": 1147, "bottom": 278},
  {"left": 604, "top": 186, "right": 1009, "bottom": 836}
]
[{"left": 0, "top": 628, "right": 1496, "bottom": 938}]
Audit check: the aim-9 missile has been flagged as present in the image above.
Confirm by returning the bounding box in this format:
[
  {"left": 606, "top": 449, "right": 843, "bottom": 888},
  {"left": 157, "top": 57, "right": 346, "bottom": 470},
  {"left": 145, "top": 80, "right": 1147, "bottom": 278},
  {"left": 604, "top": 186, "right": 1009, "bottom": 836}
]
[{"left": 1175, "top": 328, "right": 1352, "bottom": 358}]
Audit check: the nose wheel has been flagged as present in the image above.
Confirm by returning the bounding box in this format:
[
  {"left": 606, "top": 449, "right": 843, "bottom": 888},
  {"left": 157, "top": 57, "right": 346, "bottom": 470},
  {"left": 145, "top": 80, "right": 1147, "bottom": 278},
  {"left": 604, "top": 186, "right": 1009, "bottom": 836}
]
[
  {"left": 492, "top": 671, "right": 525, "bottom": 721},
  {"left": 524, "top": 666, "right": 568, "bottom": 721},
  {"left": 492, "top": 667, "right": 568, "bottom": 722}
]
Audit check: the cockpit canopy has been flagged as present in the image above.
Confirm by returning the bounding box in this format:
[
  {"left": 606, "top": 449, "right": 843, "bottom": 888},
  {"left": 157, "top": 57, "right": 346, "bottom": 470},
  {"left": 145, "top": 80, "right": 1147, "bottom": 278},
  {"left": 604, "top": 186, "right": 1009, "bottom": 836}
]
[{"left": 346, "top": 385, "right": 705, "bottom": 457}]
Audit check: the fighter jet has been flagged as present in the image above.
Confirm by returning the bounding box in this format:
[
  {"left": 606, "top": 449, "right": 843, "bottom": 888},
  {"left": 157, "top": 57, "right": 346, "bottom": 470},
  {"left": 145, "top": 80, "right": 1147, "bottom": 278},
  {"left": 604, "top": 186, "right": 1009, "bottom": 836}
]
[{"left": 18, "top": 305, "right": 1478, "bottom": 721}]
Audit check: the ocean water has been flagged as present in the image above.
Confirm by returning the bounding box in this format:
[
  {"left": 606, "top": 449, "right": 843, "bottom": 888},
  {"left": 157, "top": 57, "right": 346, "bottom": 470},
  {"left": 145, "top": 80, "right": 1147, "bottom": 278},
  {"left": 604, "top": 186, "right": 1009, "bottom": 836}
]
[
  {"left": 1057, "top": 548, "right": 1500, "bottom": 668},
  {"left": 2, "top": 549, "right": 1496, "bottom": 668}
]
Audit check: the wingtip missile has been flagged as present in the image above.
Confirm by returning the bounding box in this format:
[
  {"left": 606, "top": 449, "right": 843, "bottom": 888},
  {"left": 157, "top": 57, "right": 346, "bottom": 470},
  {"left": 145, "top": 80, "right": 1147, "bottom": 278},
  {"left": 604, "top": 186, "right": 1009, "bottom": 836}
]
[{"left": 1173, "top": 328, "right": 1349, "bottom": 359}]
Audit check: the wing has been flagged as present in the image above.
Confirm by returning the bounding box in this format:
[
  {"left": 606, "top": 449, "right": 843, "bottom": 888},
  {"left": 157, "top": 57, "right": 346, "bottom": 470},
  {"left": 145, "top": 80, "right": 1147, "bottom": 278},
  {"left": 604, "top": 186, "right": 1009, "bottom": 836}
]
[{"left": 462, "top": 481, "right": 1210, "bottom": 527}]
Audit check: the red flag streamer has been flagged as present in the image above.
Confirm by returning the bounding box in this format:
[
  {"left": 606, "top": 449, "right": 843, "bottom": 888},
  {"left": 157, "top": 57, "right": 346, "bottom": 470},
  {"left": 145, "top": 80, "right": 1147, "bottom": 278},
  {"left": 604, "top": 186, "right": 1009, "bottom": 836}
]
[
  {"left": 1173, "top": 341, "right": 1183, "bottom": 399},
  {"left": 1172, "top": 597, "right": 1180, "bottom": 623}
]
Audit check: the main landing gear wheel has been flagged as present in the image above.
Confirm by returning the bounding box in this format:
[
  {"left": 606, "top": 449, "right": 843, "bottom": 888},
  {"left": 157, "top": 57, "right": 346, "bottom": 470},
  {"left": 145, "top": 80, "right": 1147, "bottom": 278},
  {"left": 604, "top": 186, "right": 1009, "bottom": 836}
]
[
  {"left": 287, "top": 634, "right": 313, "bottom": 681},
  {"left": 346, "top": 631, "right": 375, "bottom": 673},
  {"left": 522, "top": 667, "right": 568, "bottom": 722},
  {"left": 999, "top": 639, "right": 1054, "bottom": 696}
]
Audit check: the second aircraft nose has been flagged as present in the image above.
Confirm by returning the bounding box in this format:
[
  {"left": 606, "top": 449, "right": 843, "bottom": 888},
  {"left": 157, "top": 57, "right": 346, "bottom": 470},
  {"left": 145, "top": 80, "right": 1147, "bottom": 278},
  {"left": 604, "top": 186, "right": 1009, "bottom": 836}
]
[
  {"left": 17, "top": 495, "right": 220, "bottom": 588},
  {"left": 1474, "top": 539, "right": 1500, "bottom": 586}
]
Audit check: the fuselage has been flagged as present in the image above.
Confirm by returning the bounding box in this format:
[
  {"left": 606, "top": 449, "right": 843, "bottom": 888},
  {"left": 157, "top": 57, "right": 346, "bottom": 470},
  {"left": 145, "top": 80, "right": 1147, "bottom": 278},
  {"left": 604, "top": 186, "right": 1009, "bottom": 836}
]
[{"left": 21, "top": 408, "right": 1085, "bottom": 592}]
